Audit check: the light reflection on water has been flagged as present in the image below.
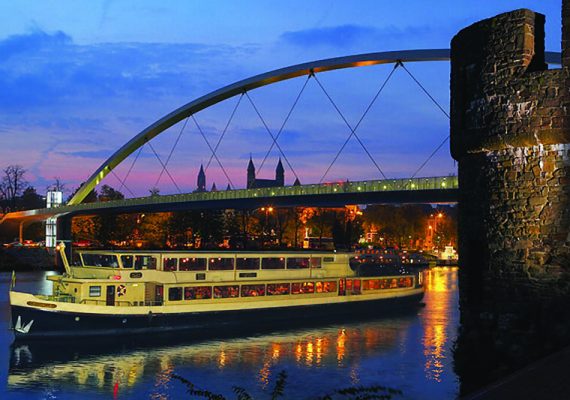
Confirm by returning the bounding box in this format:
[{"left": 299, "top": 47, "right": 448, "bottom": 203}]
[{"left": 1, "top": 268, "right": 459, "bottom": 399}]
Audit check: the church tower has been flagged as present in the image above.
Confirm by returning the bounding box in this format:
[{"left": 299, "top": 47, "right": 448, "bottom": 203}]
[
  {"left": 196, "top": 164, "right": 206, "bottom": 192},
  {"left": 247, "top": 156, "right": 256, "bottom": 189},
  {"left": 275, "top": 158, "right": 284, "bottom": 186}
]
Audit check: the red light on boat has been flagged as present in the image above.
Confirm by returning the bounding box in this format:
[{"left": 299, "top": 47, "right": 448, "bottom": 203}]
[{"left": 112, "top": 275, "right": 121, "bottom": 280}]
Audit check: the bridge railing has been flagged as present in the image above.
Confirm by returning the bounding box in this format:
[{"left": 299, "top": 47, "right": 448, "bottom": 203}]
[{"left": 52, "top": 175, "right": 457, "bottom": 213}]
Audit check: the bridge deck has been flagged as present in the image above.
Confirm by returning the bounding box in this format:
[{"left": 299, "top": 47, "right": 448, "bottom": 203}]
[{"left": 1, "top": 176, "right": 458, "bottom": 223}]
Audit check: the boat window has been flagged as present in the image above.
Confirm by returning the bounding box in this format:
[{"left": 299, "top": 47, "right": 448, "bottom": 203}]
[
  {"left": 286, "top": 257, "right": 309, "bottom": 269},
  {"left": 120, "top": 255, "right": 133, "bottom": 268},
  {"left": 352, "top": 279, "right": 361, "bottom": 294},
  {"left": 399, "top": 277, "right": 413, "bottom": 288},
  {"left": 184, "top": 286, "right": 212, "bottom": 300},
  {"left": 81, "top": 253, "right": 119, "bottom": 268},
  {"left": 363, "top": 279, "right": 381, "bottom": 290},
  {"left": 179, "top": 257, "right": 206, "bottom": 271},
  {"left": 135, "top": 255, "right": 157, "bottom": 270},
  {"left": 310, "top": 257, "right": 322, "bottom": 268},
  {"left": 89, "top": 286, "right": 102, "bottom": 297},
  {"left": 241, "top": 284, "right": 265, "bottom": 297},
  {"left": 236, "top": 257, "right": 260, "bottom": 270},
  {"left": 163, "top": 257, "right": 178, "bottom": 271},
  {"left": 267, "top": 283, "right": 290, "bottom": 296},
  {"left": 213, "top": 285, "right": 239, "bottom": 298},
  {"left": 168, "top": 287, "right": 182, "bottom": 301},
  {"left": 316, "top": 281, "right": 337, "bottom": 293},
  {"left": 209, "top": 258, "right": 234, "bottom": 271},
  {"left": 261, "top": 257, "right": 285, "bottom": 270},
  {"left": 291, "top": 282, "right": 315, "bottom": 294}
]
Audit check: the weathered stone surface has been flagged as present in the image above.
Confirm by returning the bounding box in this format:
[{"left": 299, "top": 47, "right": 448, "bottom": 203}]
[{"left": 451, "top": 1, "right": 570, "bottom": 395}]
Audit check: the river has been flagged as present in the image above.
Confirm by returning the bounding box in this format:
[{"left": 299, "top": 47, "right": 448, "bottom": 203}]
[{"left": 0, "top": 268, "right": 459, "bottom": 399}]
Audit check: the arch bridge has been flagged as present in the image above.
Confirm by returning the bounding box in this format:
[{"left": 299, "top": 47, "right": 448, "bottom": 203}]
[{"left": 0, "top": 49, "right": 560, "bottom": 229}]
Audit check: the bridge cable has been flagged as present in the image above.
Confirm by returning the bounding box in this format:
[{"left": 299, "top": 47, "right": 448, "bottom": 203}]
[
  {"left": 111, "top": 146, "right": 143, "bottom": 196},
  {"left": 147, "top": 141, "right": 182, "bottom": 193},
  {"left": 258, "top": 75, "right": 311, "bottom": 174},
  {"left": 410, "top": 136, "right": 450, "bottom": 179},
  {"left": 110, "top": 170, "right": 136, "bottom": 197},
  {"left": 205, "top": 93, "right": 244, "bottom": 172},
  {"left": 155, "top": 116, "right": 190, "bottom": 187},
  {"left": 399, "top": 62, "right": 451, "bottom": 179},
  {"left": 399, "top": 62, "right": 450, "bottom": 119},
  {"left": 111, "top": 145, "right": 144, "bottom": 197},
  {"left": 191, "top": 115, "right": 236, "bottom": 189},
  {"left": 243, "top": 91, "right": 301, "bottom": 182},
  {"left": 315, "top": 64, "right": 399, "bottom": 183}
]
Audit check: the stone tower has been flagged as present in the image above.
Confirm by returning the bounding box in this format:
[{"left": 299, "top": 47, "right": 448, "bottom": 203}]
[
  {"left": 196, "top": 164, "right": 206, "bottom": 192},
  {"left": 247, "top": 156, "right": 255, "bottom": 189},
  {"left": 451, "top": 1, "right": 570, "bottom": 392},
  {"left": 275, "top": 158, "right": 284, "bottom": 186}
]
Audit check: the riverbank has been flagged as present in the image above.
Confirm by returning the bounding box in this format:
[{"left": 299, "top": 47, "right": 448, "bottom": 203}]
[{"left": 0, "top": 247, "right": 57, "bottom": 271}]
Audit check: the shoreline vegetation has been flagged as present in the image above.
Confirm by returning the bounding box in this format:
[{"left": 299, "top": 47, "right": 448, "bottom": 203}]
[{"left": 172, "top": 371, "right": 403, "bottom": 400}]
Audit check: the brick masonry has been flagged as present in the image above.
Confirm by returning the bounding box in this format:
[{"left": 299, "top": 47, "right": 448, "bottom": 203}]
[{"left": 450, "top": 2, "right": 570, "bottom": 394}]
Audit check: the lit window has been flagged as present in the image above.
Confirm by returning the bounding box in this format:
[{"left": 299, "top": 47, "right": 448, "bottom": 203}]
[
  {"left": 184, "top": 286, "right": 212, "bottom": 300},
  {"left": 267, "top": 283, "right": 290, "bottom": 295},
  {"left": 241, "top": 284, "right": 265, "bottom": 297}
]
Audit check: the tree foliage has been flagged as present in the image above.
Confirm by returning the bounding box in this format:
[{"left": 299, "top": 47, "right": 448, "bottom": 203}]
[{"left": 0, "top": 165, "right": 29, "bottom": 212}]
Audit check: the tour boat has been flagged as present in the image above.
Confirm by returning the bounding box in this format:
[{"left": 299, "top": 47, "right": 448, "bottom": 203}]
[{"left": 9, "top": 244, "right": 424, "bottom": 339}]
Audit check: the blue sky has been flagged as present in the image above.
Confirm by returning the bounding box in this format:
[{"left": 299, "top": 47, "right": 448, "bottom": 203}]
[{"left": 0, "top": 0, "right": 562, "bottom": 197}]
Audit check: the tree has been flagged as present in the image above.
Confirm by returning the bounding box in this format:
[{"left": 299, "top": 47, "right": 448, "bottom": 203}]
[
  {"left": 48, "top": 177, "right": 66, "bottom": 193},
  {"left": 0, "top": 165, "right": 28, "bottom": 212},
  {"left": 98, "top": 185, "right": 125, "bottom": 202},
  {"left": 94, "top": 185, "right": 128, "bottom": 245},
  {"left": 19, "top": 186, "right": 44, "bottom": 210}
]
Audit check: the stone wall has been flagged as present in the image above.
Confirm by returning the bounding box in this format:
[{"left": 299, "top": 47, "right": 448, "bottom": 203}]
[{"left": 451, "top": 4, "right": 570, "bottom": 394}]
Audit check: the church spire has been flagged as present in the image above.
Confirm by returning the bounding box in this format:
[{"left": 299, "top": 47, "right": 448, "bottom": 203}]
[
  {"left": 275, "top": 157, "right": 284, "bottom": 186},
  {"left": 247, "top": 155, "right": 256, "bottom": 189},
  {"left": 196, "top": 164, "right": 206, "bottom": 192}
]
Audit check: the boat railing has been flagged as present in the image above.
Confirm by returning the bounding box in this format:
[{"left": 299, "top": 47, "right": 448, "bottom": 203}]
[
  {"left": 36, "top": 294, "right": 76, "bottom": 303},
  {"left": 79, "top": 299, "right": 163, "bottom": 307}
]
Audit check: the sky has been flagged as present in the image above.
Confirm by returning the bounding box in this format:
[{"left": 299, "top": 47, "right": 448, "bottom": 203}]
[{"left": 0, "top": 0, "right": 563, "bottom": 198}]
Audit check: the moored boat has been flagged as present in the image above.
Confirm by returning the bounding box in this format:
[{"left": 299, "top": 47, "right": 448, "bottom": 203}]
[{"left": 9, "top": 244, "right": 424, "bottom": 339}]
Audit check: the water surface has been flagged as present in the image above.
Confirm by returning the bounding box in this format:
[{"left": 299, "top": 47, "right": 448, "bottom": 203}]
[{"left": 0, "top": 268, "right": 459, "bottom": 399}]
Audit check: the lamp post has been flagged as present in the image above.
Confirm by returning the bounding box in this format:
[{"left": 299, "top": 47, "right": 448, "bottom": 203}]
[{"left": 260, "top": 206, "right": 274, "bottom": 244}]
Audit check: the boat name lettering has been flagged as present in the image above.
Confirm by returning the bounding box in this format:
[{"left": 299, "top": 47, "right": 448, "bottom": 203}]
[
  {"left": 195, "top": 273, "right": 206, "bottom": 280},
  {"left": 130, "top": 272, "right": 143, "bottom": 278},
  {"left": 239, "top": 272, "right": 257, "bottom": 278},
  {"left": 26, "top": 301, "right": 57, "bottom": 309}
]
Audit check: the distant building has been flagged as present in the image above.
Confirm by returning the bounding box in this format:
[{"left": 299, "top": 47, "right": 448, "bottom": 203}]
[
  {"left": 195, "top": 164, "right": 206, "bottom": 192},
  {"left": 247, "top": 157, "right": 284, "bottom": 189},
  {"left": 194, "top": 157, "right": 295, "bottom": 192}
]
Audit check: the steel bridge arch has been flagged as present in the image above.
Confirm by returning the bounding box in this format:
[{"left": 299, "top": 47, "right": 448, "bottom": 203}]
[{"left": 68, "top": 49, "right": 562, "bottom": 205}]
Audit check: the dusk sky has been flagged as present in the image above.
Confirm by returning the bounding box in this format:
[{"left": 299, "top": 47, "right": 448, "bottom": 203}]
[{"left": 0, "top": 0, "right": 562, "bottom": 198}]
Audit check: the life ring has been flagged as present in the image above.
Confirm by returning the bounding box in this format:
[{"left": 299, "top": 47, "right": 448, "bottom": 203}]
[{"left": 117, "top": 284, "right": 127, "bottom": 297}]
